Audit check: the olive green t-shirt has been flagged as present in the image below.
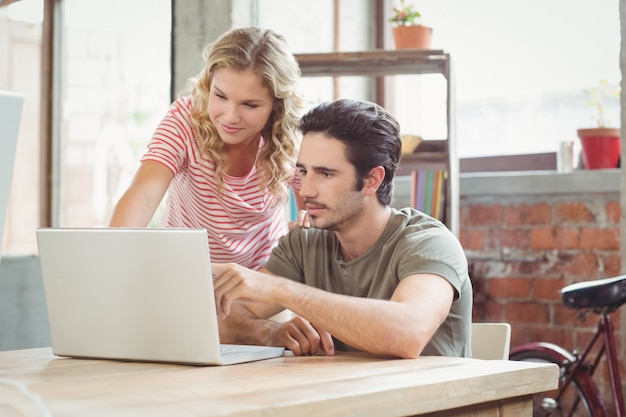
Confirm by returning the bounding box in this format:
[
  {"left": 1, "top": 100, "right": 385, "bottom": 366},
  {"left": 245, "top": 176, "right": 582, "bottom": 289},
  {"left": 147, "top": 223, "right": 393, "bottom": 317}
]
[{"left": 264, "top": 207, "right": 472, "bottom": 357}]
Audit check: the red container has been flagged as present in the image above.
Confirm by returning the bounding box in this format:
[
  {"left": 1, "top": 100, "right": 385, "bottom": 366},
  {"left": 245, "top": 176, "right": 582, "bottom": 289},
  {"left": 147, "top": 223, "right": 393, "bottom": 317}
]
[{"left": 577, "top": 128, "right": 621, "bottom": 169}]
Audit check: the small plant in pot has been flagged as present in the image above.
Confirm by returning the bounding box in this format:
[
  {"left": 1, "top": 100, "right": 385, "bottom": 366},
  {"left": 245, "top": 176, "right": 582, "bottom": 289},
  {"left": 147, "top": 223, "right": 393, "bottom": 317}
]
[
  {"left": 389, "top": 0, "right": 432, "bottom": 50},
  {"left": 577, "top": 79, "right": 621, "bottom": 169}
]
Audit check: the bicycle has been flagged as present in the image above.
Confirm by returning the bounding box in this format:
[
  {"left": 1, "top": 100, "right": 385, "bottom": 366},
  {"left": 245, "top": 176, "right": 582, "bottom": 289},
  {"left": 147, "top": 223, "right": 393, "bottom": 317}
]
[{"left": 509, "top": 274, "right": 626, "bottom": 417}]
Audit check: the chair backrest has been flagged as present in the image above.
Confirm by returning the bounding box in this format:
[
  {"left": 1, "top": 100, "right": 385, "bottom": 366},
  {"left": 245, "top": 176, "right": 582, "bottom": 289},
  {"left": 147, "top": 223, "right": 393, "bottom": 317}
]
[{"left": 471, "top": 322, "right": 511, "bottom": 360}]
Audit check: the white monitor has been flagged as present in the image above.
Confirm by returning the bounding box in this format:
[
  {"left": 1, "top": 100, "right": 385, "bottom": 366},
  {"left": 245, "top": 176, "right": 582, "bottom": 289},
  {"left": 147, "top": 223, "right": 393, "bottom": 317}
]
[{"left": 0, "top": 90, "right": 24, "bottom": 267}]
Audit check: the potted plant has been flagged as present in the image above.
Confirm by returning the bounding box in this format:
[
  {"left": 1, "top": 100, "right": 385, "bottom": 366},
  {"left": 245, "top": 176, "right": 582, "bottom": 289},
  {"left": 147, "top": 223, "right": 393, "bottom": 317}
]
[
  {"left": 577, "top": 79, "right": 621, "bottom": 169},
  {"left": 389, "top": 0, "right": 432, "bottom": 50}
]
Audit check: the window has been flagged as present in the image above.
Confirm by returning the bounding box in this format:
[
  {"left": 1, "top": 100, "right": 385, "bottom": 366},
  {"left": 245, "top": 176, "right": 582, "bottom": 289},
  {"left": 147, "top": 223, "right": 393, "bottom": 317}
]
[
  {"left": 0, "top": 0, "right": 170, "bottom": 255},
  {"left": 59, "top": 0, "right": 171, "bottom": 227},
  {"left": 258, "top": 0, "right": 621, "bottom": 159},
  {"left": 420, "top": 0, "right": 620, "bottom": 159},
  {"left": 0, "top": 0, "right": 620, "bottom": 256}
]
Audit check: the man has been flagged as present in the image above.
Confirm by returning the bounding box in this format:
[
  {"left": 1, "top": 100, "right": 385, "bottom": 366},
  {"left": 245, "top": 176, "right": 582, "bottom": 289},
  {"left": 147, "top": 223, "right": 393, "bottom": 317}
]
[{"left": 213, "top": 99, "right": 472, "bottom": 359}]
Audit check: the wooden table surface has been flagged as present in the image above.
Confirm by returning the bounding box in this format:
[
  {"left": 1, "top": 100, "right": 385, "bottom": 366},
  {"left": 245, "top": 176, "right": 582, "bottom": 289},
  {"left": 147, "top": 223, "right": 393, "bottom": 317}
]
[{"left": 0, "top": 348, "right": 558, "bottom": 417}]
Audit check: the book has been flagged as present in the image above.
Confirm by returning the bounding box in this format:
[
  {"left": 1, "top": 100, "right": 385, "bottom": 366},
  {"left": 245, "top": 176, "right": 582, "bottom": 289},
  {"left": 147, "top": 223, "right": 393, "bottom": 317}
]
[{"left": 411, "top": 169, "right": 447, "bottom": 222}]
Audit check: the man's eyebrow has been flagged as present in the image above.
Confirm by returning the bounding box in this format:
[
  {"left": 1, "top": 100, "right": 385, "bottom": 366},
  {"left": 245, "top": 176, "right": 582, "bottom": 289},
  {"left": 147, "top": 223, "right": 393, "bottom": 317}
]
[{"left": 296, "top": 162, "right": 339, "bottom": 173}]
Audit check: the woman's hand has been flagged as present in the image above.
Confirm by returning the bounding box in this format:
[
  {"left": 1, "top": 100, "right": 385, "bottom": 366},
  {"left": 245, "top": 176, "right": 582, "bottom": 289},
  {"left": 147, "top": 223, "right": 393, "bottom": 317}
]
[{"left": 287, "top": 210, "right": 310, "bottom": 230}]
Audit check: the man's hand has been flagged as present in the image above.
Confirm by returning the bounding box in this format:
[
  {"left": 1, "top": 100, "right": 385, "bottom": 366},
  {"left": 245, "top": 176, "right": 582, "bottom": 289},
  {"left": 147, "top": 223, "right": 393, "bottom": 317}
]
[
  {"left": 212, "top": 263, "right": 336, "bottom": 356},
  {"left": 211, "top": 263, "right": 272, "bottom": 318},
  {"left": 270, "top": 316, "right": 335, "bottom": 356}
]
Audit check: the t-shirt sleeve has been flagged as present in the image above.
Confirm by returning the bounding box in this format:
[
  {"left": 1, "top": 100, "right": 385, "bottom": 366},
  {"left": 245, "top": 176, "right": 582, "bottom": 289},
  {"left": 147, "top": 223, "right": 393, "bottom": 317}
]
[
  {"left": 264, "top": 229, "right": 306, "bottom": 283},
  {"left": 141, "top": 97, "right": 196, "bottom": 176},
  {"left": 396, "top": 226, "right": 468, "bottom": 301}
]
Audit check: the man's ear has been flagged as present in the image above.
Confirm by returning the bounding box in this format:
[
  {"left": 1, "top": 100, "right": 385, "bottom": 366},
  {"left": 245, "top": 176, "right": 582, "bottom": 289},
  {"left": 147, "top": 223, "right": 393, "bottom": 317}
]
[{"left": 363, "top": 166, "right": 385, "bottom": 196}]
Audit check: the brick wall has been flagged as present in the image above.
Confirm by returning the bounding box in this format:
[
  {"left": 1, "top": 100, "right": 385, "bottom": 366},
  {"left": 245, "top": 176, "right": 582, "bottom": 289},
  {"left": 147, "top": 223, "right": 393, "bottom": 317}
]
[{"left": 459, "top": 189, "right": 623, "bottom": 404}]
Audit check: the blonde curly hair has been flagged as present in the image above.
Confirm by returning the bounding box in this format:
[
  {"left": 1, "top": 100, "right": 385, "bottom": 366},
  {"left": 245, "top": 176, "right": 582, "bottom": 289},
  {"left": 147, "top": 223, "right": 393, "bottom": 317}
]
[{"left": 189, "top": 27, "right": 303, "bottom": 202}]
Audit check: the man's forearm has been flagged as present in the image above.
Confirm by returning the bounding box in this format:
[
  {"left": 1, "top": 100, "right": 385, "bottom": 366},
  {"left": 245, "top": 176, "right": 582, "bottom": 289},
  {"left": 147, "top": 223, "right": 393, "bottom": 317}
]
[{"left": 271, "top": 278, "right": 429, "bottom": 358}]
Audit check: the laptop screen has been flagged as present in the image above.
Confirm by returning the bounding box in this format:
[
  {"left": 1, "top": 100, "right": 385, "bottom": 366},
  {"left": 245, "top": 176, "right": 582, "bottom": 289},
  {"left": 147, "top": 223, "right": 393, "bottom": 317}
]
[
  {"left": 36, "top": 227, "right": 285, "bottom": 365},
  {"left": 0, "top": 90, "right": 24, "bottom": 267}
]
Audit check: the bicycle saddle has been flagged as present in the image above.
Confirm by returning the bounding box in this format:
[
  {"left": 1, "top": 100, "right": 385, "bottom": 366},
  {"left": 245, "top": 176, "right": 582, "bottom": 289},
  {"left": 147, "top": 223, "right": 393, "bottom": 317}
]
[{"left": 561, "top": 275, "right": 626, "bottom": 310}]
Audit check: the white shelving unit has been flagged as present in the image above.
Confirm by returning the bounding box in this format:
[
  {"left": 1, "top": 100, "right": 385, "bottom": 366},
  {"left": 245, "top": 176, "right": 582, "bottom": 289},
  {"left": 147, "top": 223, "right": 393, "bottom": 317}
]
[{"left": 294, "top": 49, "right": 458, "bottom": 236}]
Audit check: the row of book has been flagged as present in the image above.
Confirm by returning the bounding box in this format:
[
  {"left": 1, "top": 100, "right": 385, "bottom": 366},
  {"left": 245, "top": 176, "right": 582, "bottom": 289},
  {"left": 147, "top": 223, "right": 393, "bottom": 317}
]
[{"left": 410, "top": 169, "right": 447, "bottom": 221}]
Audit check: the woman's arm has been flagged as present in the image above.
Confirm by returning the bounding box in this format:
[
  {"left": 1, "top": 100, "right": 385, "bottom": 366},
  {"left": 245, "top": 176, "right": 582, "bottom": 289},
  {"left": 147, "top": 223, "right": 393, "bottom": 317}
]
[{"left": 109, "top": 160, "right": 174, "bottom": 226}]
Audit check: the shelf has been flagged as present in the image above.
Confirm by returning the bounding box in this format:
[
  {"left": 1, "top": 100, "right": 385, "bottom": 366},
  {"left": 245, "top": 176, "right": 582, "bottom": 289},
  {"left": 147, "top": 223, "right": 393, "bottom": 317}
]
[
  {"left": 398, "top": 140, "right": 449, "bottom": 174},
  {"left": 295, "top": 49, "right": 458, "bottom": 236},
  {"left": 295, "top": 49, "right": 450, "bottom": 77}
]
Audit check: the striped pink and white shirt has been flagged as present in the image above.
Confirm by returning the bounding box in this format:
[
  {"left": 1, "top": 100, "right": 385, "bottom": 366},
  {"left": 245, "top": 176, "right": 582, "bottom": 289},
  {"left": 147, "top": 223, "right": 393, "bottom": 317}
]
[{"left": 141, "top": 96, "right": 293, "bottom": 271}]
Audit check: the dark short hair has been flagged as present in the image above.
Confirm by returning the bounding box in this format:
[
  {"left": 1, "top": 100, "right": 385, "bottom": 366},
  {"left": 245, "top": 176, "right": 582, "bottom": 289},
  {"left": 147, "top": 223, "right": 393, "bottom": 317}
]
[{"left": 299, "top": 99, "right": 402, "bottom": 205}]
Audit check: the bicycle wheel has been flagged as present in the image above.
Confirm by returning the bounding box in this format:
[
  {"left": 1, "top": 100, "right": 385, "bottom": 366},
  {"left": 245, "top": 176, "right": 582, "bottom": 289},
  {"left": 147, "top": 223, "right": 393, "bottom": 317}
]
[{"left": 510, "top": 347, "right": 600, "bottom": 417}]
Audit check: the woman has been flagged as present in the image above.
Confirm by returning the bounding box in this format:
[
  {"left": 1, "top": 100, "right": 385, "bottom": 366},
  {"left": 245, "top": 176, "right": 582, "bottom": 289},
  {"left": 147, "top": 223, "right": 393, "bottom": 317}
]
[{"left": 110, "top": 27, "right": 304, "bottom": 270}]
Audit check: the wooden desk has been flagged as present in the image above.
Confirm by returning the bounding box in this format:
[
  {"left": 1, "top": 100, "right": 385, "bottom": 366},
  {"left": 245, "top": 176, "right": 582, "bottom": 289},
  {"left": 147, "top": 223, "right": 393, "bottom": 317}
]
[{"left": 0, "top": 348, "right": 557, "bottom": 417}]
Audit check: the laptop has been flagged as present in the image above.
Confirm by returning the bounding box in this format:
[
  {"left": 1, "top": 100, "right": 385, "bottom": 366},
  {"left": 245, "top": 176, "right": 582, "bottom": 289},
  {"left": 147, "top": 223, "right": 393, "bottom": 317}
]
[
  {"left": 36, "top": 227, "right": 285, "bottom": 365},
  {"left": 0, "top": 91, "right": 24, "bottom": 268}
]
